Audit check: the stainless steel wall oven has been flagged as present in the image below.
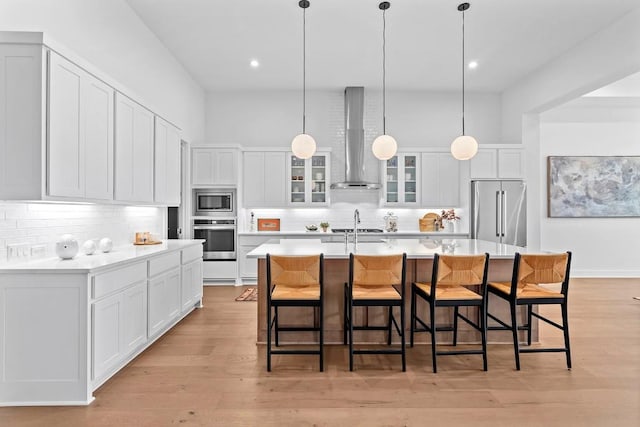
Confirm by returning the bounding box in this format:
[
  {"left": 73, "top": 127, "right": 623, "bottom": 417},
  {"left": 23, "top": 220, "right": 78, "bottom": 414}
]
[{"left": 192, "top": 219, "right": 236, "bottom": 260}]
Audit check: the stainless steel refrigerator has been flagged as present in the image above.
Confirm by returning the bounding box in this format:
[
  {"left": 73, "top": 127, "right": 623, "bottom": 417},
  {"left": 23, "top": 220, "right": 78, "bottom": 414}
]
[{"left": 471, "top": 180, "right": 527, "bottom": 246}]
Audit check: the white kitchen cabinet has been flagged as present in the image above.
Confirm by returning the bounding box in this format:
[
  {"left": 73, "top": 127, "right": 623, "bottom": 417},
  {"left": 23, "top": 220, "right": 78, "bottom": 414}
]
[
  {"left": 92, "top": 292, "right": 123, "bottom": 381},
  {"left": 420, "top": 153, "right": 460, "bottom": 207},
  {"left": 243, "top": 151, "right": 287, "bottom": 207},
  {"left": 238, "top": 236, "right": 273, "bottom": 283},
  {"left": 469, "top": 148, "right": 525, "bottom": 179},
  {"left": 192, "top": 148, "right": 238, "bottom": 186},
  {"left": 122, "top": 281, "right": 148, "bottom": 355},
  {"left": 287, "top": 153, "right": 330, "bottom": 206},
  {"left": 148, "top": 267, "right": 181, "bottom": 338},
  {"left": 383, "top": 154, "right": 418, "bottom": 205},
  {"left": 181, "top": 259, "right": 203, "bottom": 312},
  {"left": 498, "top": 149, "right": 525, "bottom": 178},
  {"left": 115, "top": 93, "right": 154, "bottom": 203},
  {"left": 154, "top": 116, "right": 181, "bottom": 205},
  {"left": 48, "top": 52, "right": 114, "bottom": 200}
]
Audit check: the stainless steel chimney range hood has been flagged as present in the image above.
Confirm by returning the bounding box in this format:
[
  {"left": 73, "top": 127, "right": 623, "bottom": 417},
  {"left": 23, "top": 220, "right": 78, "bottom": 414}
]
[{"left": 330, "top": 87, "right": 381, "bottom": 190}]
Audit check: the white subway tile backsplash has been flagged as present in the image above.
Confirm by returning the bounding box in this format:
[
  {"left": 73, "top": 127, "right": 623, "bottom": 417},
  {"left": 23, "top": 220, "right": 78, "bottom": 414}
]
[{"left": 0, "top": 202, "right": 165, "bottom": 262}]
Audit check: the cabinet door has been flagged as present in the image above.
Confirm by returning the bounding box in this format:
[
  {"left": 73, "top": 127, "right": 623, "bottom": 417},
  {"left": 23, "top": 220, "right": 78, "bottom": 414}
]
[
  {"left": 469, "top": 149, "right": 498, "bottom": 179},
  {"left": 402, "top": 155, "right": 418, "bottom": 204},
  {"left": 122, "top": 281, "right": 147, "bottom": 355},
  {"left": 148, "top": 275, "right": 167, "bottom": 337},
  {"left": 165, "top": 268, "right": 182, "bottom": 321},
  {"left": 310, "top": 154, "right": 329, "bottom": 205},
  {"left": 289, "top": 154, "right": 306, "bottom": 204},
  {"left": 154, "top": 117, "right": 181, "bottom": 205},
  {"left": 243, "top": 152, "right": 266, "bottom": 206},
  {"left": 215, "top": 150, "right": 237, "bottom": 185},
  {"left": 48, "top": 53, "right": 84, "bottom": 198},
  {"left": 181, "top": 259, "right": 203, "bottom": 312},
  {"left": 83, "top": 73, "right": 114, "bottom": 200},
  {"left": 264, "top": 152, "right": 286, "bottom": 206},
  {"left": 498, "top": 149, "right": 525, "bottom": 179},
  {"left": 438, "top": 154, "right": 460, "bottom": 206},
  {"left": 239, "top": 245, "right": 258, "bottom": 280},
  {"left": 192, "top": 148, "right": 215, "bottom": 185},
  {"left": 420, "top": 153, "right": 460, "bottom": 207},
  {"left": 115, "top": 93, "right": 154, "bottom": 202},
  {"left": 92, "top": 292, "right": 123, "bottom": 380},
  {"left": 385, "top": 156, "right": 399, "bottom": 203}
]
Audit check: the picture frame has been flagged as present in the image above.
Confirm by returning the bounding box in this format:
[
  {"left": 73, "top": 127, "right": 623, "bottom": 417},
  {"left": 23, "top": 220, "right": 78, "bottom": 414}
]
[{"left": 547, "top": 156, "right": 640, "bottom": 217}]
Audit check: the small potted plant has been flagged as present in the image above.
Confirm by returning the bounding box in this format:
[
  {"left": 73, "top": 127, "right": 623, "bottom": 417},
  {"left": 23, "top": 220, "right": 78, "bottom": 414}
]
[
  {"left": 320, "top": 221, "right": 330, "bottom": 232},
  {"left": 440, "top": 209, "right": 460, "bottom": 232}
]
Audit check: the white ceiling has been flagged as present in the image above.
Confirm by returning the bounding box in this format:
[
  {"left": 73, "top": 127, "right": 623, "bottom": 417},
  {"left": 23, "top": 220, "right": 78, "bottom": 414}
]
[{"left": 125, "top": 0, "right": 640, "bottom": 92}]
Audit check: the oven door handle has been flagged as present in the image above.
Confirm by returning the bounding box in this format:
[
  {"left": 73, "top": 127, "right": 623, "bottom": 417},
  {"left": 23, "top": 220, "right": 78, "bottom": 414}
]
[{"left": 192, "top": 226, "right": 237, "bottom": 231}]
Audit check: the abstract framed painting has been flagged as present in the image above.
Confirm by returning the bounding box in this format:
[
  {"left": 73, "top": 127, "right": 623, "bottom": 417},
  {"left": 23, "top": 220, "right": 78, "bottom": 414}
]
[{"left": 547, "top": 156, "right": 640, "bottom": 217}]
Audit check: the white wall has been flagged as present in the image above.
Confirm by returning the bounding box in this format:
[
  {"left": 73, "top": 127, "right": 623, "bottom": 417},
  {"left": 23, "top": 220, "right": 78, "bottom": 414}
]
[
  {"left": 0, "top": 203, "right": 165, "bottom": 262},
  {"left": 0, "top": 0, "right": 205, "bottom": 144},
  {"left": 538, "top": 100, "right": 640, "bottom": 277},
  {"left": 501, "top": 8, "right": 640, "bottom": 143}
]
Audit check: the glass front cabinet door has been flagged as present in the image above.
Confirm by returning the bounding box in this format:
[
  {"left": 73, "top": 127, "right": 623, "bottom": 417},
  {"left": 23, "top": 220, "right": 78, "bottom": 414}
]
[
  {"left": 383, "top": 154, "right": 418, "bottom": 205},
  {"left": 288, "top": 153, "right": 330, "bottom": 206}
]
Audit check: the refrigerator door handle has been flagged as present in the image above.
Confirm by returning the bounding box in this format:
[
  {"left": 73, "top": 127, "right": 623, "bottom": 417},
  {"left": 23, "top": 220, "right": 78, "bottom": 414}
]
[
  {"left": 496, "top": 191, "right": 501, "bottom": 237},
  {"left": 501, "top": 190, "right": 507, "bottom": 238}
]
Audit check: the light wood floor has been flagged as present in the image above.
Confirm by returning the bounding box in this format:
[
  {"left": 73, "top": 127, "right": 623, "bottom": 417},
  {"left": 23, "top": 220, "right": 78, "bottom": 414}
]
[{"left": 1, "top": 278, "right": 638, "bottom": 426}]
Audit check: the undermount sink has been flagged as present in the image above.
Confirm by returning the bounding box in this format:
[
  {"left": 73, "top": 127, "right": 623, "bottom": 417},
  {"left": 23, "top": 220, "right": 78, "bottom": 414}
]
[{"left": 331, "top": 228, "right": 384, "bottom": 233}]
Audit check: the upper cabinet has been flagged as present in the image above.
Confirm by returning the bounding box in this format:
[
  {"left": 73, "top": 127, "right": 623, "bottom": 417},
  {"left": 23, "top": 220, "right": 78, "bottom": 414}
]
[
  {"left": 0, "top": 35, "right": 182, "bottom": 205},
  {"left": 154, "top": 117, "right": 181, "bottom": 206},
  {"left": 243, "top": 151, "right": 286, "bottom": 207},
  {"left": 287, "top": 153, "right": 330, "bottom": 206},
  {"left": 470, "top": 148, "right": 525, "bottom": 179},
  {"left": 383, "top": 154, "right": 419, "bottom": 205},
  {"left": 421, "top": 153, "right": 460, "bottom": 207},
  {"left": 115, "top": 93, "right": 154, "bottom": 203},
  {"left": 192, "top": 148, "right": 238, "bottom": 187},
  {"left": 48, "top": 53, "right": 114, "bottom": 200}
]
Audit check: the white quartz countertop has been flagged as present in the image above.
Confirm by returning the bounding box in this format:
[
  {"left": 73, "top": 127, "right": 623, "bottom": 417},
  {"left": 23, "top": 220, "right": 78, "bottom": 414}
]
[
  {"left": 239, "top": 231, "right": 469, "bottom": 237},
  {"left": 246, "top": 238, "right": 534, "bottom": 259},
  {"left": 0, "top": 240, "right": 204, "bottom": 274}
]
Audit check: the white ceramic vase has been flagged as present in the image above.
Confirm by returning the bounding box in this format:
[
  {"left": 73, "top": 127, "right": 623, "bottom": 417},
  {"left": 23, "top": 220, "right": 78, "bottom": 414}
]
[
  {"left": 55, "top": 234, "right": 79, "bottom": 259},
  {"left": 99, "top": 237, "right": 113, "bottom": 253}
]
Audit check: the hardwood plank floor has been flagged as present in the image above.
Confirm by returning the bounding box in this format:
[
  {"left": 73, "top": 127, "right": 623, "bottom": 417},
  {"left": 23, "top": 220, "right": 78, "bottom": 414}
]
[{"left": 1, "top": 278, "right": 638, "bottom": 426}]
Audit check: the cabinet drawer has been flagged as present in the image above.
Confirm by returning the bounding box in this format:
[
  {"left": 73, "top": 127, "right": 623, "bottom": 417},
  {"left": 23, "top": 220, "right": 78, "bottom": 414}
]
[
  {"left": 181, "top": 244, "right": 203, "bottom": 264},
  {"left": 149, "top": 251, "right": 181, "bottom": 277},
  {"left": 93, "top": 262, "right": 146, "bottom": 299}
]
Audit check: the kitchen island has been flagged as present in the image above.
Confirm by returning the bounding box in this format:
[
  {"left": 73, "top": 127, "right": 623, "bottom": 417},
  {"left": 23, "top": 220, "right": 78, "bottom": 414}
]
[
  {"left": 0, "top": 240, "right": 204, "bottom": 406},
  {"left": 247, "top": 238, "right": 538, "bottom": 345}
]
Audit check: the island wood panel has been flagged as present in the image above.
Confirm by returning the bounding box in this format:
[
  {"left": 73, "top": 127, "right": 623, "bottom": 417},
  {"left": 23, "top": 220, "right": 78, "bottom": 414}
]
[{"left": 257, "top": 258, "right": 536, "bottom": 345}]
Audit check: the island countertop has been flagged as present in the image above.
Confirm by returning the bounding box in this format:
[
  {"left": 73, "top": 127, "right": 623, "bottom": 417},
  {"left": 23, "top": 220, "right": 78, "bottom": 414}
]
[{"left": 246, "top": 238, "right": 534, "bottom": 259}]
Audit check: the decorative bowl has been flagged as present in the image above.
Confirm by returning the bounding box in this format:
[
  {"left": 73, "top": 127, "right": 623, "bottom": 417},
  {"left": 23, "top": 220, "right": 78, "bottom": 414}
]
[{"left": 305, "top": 224, "right": 318, "bottom": 232}]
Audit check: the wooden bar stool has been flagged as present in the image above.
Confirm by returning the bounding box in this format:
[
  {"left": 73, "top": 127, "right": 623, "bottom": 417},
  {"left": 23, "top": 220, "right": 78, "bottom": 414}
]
[
  {"left": 487, "top": 252, "right": 572, "bottom": 370},
  {"left": 411, "top": 253, "right": 490, "bottom": 373},
  {"left": 344, "top": 253, "right": 407, "bottom": 371},
  {"left": 266, "top": 254, "right": 324, "bottom": 372}
]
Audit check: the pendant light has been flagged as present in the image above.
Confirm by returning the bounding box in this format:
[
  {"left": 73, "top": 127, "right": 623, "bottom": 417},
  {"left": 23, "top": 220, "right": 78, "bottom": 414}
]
[
  {"left": 291, "top": 0, "right": 317, "bottom": 159},
  {"left": 450, "top": 2, "right": 478, "bottom": 161},
  {"left": 372, "top": 1, "right": 397, "bottom": 161}
]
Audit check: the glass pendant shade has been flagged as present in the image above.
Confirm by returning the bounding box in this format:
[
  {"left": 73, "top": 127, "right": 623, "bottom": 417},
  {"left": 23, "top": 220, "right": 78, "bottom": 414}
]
[
  {"left": 450, "top": 134, "right": 478, "bottom": 160},
  {"left": 372, "top": 134, "right": 397, "bottom": 161},
  {"left": 291, "top": 133, "right": 316, "bottom": 159}
]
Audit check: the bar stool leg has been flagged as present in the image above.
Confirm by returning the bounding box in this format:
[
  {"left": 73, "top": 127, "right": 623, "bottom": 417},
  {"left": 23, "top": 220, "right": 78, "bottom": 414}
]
[
  {"left": 343, "top": 285, "right": 348, "bottom": 345},
  {"left": 267, "top": 303, "right": 272, "bottom": 372},
  {"left": 410, "top": 288, "right": 416, "bottom": 347},
  {"left": 430, "top": 301, "right": 437, "bottom": 373},
  {"left": 275, "top": 306, "right": 280, "bottom": 347},
  {"left": 480, "top": 304, "right": 488, "bottom": 371},
  {"left": 387, "top": 306, "right": 393, "bottom": 346},
  {"left": 319, "top": 300, "right": 324, "bottom": 372},
  {"left": 527, "top": 304, "right": 533, "bottom": 346},
  {"left": 349, "top": 299, "right": 354, "bottom": 371},
  {"left": 453, "top": 306, "right": 459, "bottom": 346},
  {"left": 562, "top": 302, "right": 572, "bottom": 370},
  {"left": 401, "top": 297, "right": 406, "bottom": 372},
  {"left": 510, "top": 301, "right": 521, "bottom": 370}
]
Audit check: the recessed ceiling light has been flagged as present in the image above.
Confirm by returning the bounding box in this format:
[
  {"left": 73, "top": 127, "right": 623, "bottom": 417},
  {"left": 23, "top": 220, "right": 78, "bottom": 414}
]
[
  {"left": 250, "top": 59, "right": 259, "bottom": 68},
  {"left": 468, "top": 61, "right": 478, "bottom": 69}
]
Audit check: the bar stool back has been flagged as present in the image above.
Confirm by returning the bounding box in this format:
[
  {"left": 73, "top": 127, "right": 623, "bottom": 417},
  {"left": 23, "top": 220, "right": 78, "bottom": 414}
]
[
  {"left": 344, "top": 253, "right": 407, "bottom": 371},
  {"left": 266, "top": 254, "right": 324, "bottom": 372}
]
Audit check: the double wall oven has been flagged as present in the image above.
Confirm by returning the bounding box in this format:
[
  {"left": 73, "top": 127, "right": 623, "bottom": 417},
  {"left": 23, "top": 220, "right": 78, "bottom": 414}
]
[{"left": 192, "top": 189, "right": 236, "bottom": 261}]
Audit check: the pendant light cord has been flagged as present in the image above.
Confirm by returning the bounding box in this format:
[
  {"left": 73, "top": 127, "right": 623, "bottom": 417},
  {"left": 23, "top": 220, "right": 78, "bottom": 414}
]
[
  {"left": 382, "top": 7, "right": 387, "bottom": 135},
  {"left": 461, "top": 7, "right": 465, "bottom": 136},
  {"left": 302, "top": 6, "right": 307, "bottom": 134}
]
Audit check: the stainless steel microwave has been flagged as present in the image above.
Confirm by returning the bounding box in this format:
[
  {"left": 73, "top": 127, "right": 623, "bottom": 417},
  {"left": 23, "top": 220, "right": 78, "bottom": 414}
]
[{"left": 193, "top": 190, "right": 235, "bottom": 216}]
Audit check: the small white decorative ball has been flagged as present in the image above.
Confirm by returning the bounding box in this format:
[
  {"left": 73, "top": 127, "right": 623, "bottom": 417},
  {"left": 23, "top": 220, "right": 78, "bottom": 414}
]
[
  {"left": 55, "top": 234, "right": 79, "bottom": 259},
  {"left": 99, "top": 237, "right": 113, "bottom": 253},
  {"left": 82, "top": 240, "right": 97, "bottom": 255}
]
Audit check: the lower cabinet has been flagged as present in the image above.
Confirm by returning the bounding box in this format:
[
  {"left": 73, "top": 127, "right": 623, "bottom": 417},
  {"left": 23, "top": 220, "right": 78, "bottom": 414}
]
[
  {"left": 92, "top": 280, "right": 147, "bottom": 381},
  {"left": 148, "top": 267, "right": 181, "bottom": 338},
  {"left": 181, "top": 259, "right": 203, "bottom": 312}
]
